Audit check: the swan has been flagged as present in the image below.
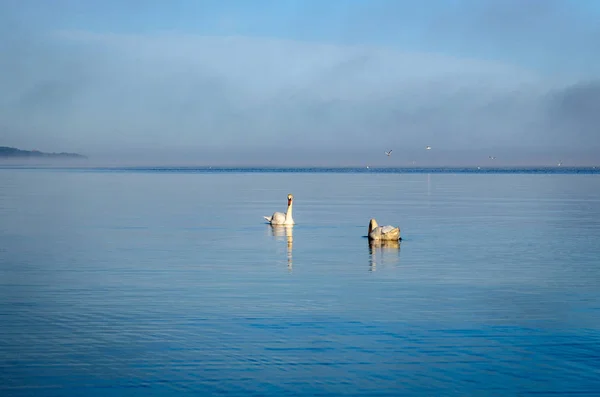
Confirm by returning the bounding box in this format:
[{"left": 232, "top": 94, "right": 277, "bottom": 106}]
[
  {"left": 368, "top": 218, "right": 400, "bottom": 241},
  {"left": 264, "top": 194, "right": 295, "bottom": 225}
]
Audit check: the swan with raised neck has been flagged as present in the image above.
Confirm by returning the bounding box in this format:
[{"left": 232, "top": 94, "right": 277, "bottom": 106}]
[{"left": 264, "top": 194, "right": 295, "bottom": 225}]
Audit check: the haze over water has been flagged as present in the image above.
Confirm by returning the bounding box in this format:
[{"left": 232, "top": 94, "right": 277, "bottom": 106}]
[
  {"left": 1, "top": 167, "right": 599, "bottom": 395},
  {"left": 2, "top": 1, "right": 600, "bottom": 166}
]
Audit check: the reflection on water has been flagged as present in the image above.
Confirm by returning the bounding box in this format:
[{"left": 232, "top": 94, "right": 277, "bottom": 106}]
[
  {"left": 268, "top": 224, "right": 293, "bottom": 270},
  {"left": 368, "top": 239, "right": 401, "bottom": 271},
  {"left": 427, "top": 173, "right": 431, "bottom": 196}
]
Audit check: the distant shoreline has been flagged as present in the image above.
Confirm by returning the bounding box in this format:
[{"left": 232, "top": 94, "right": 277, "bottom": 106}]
[{"left": 0, "top": 146, "right": 87, "bottom": 159}]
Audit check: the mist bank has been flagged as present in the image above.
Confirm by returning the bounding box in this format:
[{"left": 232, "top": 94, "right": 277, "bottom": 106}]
[
  {"left": 2, "top": 31, "right": 599, "bottom": 161},
  {"left": 3, "top": 147, "right": 588, "bottom": 168}
]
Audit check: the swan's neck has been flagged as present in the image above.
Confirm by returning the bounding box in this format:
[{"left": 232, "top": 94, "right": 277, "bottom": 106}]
[
  {"left": 285, "top": 201, "right": 294, "bottom": 222},
  {"left": 368, "top": 220, "right": 378, "bottom": 235}
]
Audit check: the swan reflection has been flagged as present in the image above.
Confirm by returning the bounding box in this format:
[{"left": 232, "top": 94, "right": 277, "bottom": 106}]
[
  {"left": 368, "top": 239, "right": 400, "bottom": 271},
  {"left": 268, "top": 224, "right": 293, "bottom": 270}
]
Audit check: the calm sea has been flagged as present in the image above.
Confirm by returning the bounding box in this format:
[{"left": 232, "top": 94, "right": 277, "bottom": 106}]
[{"left": 1, "top": 167, "right": 599, "bottom": 396}]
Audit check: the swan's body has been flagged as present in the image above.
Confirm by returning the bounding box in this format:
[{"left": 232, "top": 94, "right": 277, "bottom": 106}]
[
  {"left": 264, "top": 194, "right": 295, "bottom": 225},
  {"left": 368, "top": 218, "right": 400, "bottom": 241}
]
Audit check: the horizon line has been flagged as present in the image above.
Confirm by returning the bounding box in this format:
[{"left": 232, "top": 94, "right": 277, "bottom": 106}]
[{"left": 1, "top": 164, "right": 598, "bottom": 174}]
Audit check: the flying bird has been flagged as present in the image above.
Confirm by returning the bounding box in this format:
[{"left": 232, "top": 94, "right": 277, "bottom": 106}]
[
  {"left": 425, "top": 146, "right": 431, "bottom": 150},
  {"left": 489, "top": 156, "right": 496, "bottom": 160},
  {"left": 385, "top": 150, "right": 392, "bottom": 156}
]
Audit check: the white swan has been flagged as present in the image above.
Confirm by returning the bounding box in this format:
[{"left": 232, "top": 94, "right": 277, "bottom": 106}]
[
  {"left": 368, "top": 218, "right": 400, "bottom": 241},
  {"left": 264, "top": 194, "right": 295, "bottom": 225}
]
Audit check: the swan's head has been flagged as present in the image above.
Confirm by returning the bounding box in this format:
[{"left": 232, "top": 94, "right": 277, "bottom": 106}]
[
  {"left": 368, "top": 218, "right": 378, "bottom": 234},
  {"left": 287, "top": 194, "right": 294, "bottom": 206}
]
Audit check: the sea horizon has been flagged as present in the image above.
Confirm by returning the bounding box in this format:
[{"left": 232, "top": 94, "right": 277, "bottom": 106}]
[{"left": 1, "top": 163, "right": 599, "bottom": 174}]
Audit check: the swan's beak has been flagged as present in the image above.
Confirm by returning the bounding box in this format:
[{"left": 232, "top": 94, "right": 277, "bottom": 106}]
[{"left": 288, "top": 197, "right": 292, "bottom": 206}]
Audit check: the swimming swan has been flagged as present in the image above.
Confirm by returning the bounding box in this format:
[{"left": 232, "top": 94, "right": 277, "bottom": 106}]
[
  {"left": 368, "top": 218, "right": 400, "bottom": 241},
  {"left": 264, "top": 194, "right": 295, "bottom": 225}
]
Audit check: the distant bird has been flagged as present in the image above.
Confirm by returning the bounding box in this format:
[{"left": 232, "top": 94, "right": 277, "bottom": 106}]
[
  {"left": 368, "top": 219, "right": 401, "bottom": 241},
  {"left": 425, "top": 146, "right": 431, "bottom": 150},
  {"left": 385, "top": 150, "right": 393, "bottom": 156},
  {"left": 264, "top": 194, "right": 295, "bottom": 225},
  {"left": 558, "top": 161, "right": 562, "bottom": 167},
  {"left": 489, "top": 156, "right": 496, "bottom": 160}
]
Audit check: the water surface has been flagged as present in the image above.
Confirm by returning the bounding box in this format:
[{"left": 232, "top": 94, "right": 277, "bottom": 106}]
[{"left": 1, "top": 168, "right": 599, "bottom": 396}]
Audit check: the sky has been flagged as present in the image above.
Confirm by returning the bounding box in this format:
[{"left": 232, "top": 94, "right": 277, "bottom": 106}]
[{"left": 1, "top": 0, "right": 599, "bottom": 166}]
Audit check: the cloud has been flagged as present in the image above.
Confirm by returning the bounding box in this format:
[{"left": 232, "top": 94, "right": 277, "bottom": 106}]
[
  {"left": 0, "top": 27, "right": 597, "bottom": 165},
  {"left": 546, "top": 81, "right": 600, "bottom": 144}
]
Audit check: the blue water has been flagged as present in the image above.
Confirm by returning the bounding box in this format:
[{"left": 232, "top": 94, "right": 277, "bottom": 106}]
[{"left": 1, "top": 168, "right": 599, "bottom": 396}]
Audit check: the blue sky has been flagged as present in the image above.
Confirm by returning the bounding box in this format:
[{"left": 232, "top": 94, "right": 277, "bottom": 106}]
[{"left": 1, "top": 0, "right": 599, "bottom": 165}]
